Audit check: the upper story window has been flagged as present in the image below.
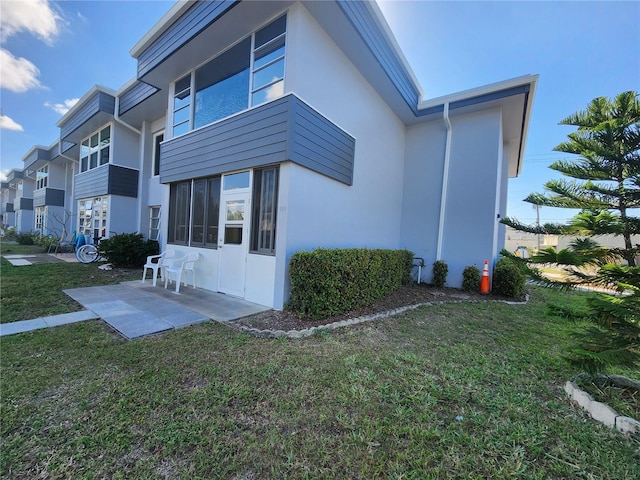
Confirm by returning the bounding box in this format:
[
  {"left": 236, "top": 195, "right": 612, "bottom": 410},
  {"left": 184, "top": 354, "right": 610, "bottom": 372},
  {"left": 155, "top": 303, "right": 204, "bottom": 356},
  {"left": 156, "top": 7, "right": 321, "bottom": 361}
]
[
  {"left": 171, "top": 14, "right": 286, "bottom": 138},
  {"left": 36, "top": 165, "right": 48, "bottom": 190},
  {"left": 153, "top": 132, "right": 164, "bottom": 176},
  {"left": 80, "top": 124, "right": 111, "bottom": 173},
  {"left": 16, "top": 181, "right": 23, "bottom": 192}
]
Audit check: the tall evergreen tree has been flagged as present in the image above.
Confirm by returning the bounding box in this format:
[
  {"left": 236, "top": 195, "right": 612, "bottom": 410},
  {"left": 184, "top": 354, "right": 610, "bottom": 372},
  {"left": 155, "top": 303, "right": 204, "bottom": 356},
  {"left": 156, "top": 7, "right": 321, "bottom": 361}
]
[
  {"left": 503, "top": 90, "right": 640, "bottom": 265},
  {"left": 503, "top": 91, "right": 640, "bottom": 374}
]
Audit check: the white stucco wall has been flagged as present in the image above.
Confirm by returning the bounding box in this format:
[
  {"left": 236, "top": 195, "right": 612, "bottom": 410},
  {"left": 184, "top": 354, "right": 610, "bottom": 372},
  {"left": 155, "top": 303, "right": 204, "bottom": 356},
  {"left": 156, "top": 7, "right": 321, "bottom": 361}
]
[
  {"left": 400, "top": 120, "right": 447, "bottom": 282},
  {"left": 111, "top": 123, "right": 141, "bottom": 169},
  {"left": 109, "top": 195, "right": 141, "bottom": 236},
  {"left": 440, "top": 108, "right": 503, "bottom": 287},
  {"left": 272, "top": 3, "right": 407, "bottom": 307}
]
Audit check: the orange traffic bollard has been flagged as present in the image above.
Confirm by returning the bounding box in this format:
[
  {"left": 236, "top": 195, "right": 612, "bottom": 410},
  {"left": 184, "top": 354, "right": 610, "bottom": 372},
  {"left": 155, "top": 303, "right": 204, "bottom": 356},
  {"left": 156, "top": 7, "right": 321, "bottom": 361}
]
[{"left": 480, "top": 260, "right": 490, "bottom": 294}]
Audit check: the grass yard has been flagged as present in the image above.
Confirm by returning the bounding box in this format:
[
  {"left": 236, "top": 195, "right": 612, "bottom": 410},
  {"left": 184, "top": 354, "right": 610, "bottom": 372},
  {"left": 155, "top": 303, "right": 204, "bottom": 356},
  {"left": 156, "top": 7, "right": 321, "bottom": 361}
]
[
  {"left": 1, "top": 286, "right": 639, "bottom": 479},
  {"left": 0, "top": 244, "right": 141, "bottom": 323}
]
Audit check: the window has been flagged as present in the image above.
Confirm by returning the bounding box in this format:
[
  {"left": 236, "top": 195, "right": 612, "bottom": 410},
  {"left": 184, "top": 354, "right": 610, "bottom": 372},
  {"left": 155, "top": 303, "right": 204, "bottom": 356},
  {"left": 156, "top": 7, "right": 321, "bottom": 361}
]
[
  {"left": 80, "top": 125, "right": 111, "bottom": 172},
  {"left": 153, "top": 132, "right": 164, "bottom": 176},
  {"left": 172, "top": 76, "right": 191, "bottom": 137},
  {"left": 251, "top": 166, "right": 279, "bottom": 255},
  {"left": 149, "top": 206, "right": 161, "bottom": 241},
  {"left": 168, "top": 176, "right": 221, "bottom": 248},
  {"left": 78, "top": 196, "right": 108, "bottom": 239},
  {"left": 171, "top": 14, "right": 286, "bottom": 137},
  {"left": 36, "top": 165, "right": 48, "bottom": 189},
  {"left": 35, "top": 206, "right": 46, "bottom": 232}
]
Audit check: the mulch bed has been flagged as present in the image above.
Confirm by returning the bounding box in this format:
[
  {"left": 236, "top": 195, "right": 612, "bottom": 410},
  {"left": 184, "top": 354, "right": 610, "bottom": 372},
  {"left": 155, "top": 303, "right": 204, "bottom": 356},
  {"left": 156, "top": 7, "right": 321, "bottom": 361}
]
[{"left": 235, "top": 283, "right": 519, "bottom": 332}]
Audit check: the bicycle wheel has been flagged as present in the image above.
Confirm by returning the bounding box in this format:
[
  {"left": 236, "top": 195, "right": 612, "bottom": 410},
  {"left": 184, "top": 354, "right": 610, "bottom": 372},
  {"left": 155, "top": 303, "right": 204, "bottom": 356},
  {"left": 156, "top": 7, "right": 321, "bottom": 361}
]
[{"left": 76, "top": 244, "right": 99, "bottom": 263}]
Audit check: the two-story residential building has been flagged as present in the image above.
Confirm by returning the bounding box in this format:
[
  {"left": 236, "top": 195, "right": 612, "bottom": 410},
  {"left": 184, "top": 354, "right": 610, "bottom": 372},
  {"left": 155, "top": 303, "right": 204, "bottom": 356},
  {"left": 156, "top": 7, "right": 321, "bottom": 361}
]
[
  {"left": 56, "top": 86, "right": 145, "bottom": 243},
  {"left": 5, "top": 169, "right": 34, "bottom": 233},
  {"left": 21, "top": 141, "right": 76, "bottom": 237},
  {"left": 1, "top": 180, "right": 16, "bottom": 230},
  {"left": 116, "top": 0, "right": 537, "bottom": 309}
]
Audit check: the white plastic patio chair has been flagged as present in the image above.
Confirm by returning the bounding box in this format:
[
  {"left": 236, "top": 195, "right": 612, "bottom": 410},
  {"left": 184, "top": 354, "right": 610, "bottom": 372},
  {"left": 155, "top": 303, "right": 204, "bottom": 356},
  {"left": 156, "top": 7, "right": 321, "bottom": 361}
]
[
  {"left": 142, "top": 250, "right": 179, "bottom": 287},
  {"left": 164, "top": 252, "right": 200, "bottom": 293}
]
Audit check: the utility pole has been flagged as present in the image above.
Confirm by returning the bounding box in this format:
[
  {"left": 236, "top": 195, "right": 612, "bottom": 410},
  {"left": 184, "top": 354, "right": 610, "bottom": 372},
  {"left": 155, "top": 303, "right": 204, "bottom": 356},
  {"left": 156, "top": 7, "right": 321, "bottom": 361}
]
[{"left": 534, "top": 204, "right": 541, "bottom": 252}]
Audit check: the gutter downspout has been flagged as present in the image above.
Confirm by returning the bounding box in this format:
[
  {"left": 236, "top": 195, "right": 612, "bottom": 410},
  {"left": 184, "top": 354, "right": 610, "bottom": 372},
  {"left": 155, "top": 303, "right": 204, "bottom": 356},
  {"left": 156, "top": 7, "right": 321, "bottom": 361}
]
[
  {"left": 114, "top": 96, "right": 144, "bottom": 235},
  {"left": 436, "top": 102, "right": 452, "bottom": 260},
  {"left": 58, "top": 144, "right": 79, "bottom": 234},
  {"left": 114, "top": 97, "right": 142, "bottom": 135}
]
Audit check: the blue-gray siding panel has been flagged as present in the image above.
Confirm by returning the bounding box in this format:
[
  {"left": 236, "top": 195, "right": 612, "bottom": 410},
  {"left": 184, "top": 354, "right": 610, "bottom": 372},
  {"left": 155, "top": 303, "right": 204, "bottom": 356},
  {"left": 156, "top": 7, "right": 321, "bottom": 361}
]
[
  {"left": 59, "top": 92, "right": 115, "bottom": 140},
  {"left": 23, "top": 148, "right": 50, "bottom": 169},
  {"left": 16, "top": 198, "right": 33, "bottom": 211},
  {"left": 74, "top": 167, "right": 110, "bottom": 200},
  {"left": 159, "top": 95, "right": 355, "bottom": 185},
  {"left": 5, "top": 203, "right": 14, "bottom": 213},
  {"left": 137, "top": 0, "right": 238, "bottom": 79},
  {"left": 34, "top": 188, "right": 65, "bottom": 207},
  {"left": 119, "top": 82, "right": 160, "bottom": 115},
  {"left": 108, "top": 166, "right": 139, "bottom": 198},
  {"left": 289, "top": 100, "right": 355, "bottom": 185},
  {"left": 337, "top": 0, "right": 421, "bottom": 115}
]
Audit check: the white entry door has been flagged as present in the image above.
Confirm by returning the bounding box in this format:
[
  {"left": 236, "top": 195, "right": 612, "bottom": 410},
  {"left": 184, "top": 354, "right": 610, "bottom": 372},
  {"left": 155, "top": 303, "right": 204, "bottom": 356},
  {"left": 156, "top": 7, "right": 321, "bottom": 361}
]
[{"left": 218, "top": 172, "right": 251, "bottom": 297}]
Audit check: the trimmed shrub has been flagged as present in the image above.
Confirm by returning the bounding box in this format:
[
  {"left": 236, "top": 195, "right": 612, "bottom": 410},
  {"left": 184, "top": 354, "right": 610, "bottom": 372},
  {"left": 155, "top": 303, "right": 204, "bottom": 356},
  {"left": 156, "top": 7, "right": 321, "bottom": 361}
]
[
  {"left": 432, "top": 260, "right": 448, "bottom": 288},
  {"left": 288, "top": 248, "right": 413, "bottom": 319},
  {"left": 97, "top": 233, "right": 159, "bottom": 268},
  {"left": 16, "top": 233, "right": 35, "bottom": 245},
  {"left": 36, "top": 235, "right": 59, "bottom": 252},
  {"left": 462, "top": 265, "right": 481, "bottom": 292},
  {"left": 492, "top": 257, "right": 526, "bottom": 298}
]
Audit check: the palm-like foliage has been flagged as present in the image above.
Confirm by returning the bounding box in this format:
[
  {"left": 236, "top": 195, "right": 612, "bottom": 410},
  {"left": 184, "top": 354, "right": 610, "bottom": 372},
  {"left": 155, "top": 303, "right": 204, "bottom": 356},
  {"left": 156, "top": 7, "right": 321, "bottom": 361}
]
[{"left": 502, "top": 91, "right": 640, "bottom": 373}]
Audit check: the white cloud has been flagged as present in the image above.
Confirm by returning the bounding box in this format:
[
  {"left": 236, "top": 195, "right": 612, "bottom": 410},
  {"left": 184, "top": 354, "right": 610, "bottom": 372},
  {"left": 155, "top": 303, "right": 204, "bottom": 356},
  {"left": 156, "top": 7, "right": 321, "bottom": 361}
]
[
  {"left": 44, "top": 98, "right": 79, "bottom": 115},
  {"left": 0, "top": 113, "right": 24, "bottom": 131},
  {"left": 0, "top": 0, "right": 63, "bottom": 45},
  {"left": 0, "top": 48, "right": 43, "bottom": 92},
  {"left": 0, "top": 171, "right": 8, "bottom": 182}
]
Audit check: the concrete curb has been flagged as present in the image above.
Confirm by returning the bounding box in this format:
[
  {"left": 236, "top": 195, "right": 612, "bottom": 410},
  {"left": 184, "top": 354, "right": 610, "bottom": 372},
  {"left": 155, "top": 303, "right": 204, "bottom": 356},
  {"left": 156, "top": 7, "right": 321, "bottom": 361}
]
[
  {"left": 0, "top": 310, "right": 98, "bottom": 337},
  {"left": 565, "top": 379, "right": 640, "bottom": 436},
  {"left": 222, "top": 295, "right": 530, "bottom": 339}
]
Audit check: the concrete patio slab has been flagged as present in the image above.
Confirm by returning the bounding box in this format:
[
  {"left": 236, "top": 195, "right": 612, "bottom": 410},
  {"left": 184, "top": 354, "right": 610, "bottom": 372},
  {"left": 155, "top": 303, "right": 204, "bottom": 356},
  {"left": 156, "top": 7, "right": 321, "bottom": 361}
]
[
  {"left": 5, "top": 258, "right": 33, "bottom": 266},
  {"left": 0, "top": 310, "right": 98, "bottom": 337}
]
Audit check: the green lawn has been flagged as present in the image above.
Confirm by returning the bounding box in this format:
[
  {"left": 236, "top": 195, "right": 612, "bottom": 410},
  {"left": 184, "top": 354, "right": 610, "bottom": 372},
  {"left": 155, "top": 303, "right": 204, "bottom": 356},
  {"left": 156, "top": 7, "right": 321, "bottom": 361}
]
[
  {"left": 1, "top": 286, "right": 638, "bottom": 479},
  {"left": 0, "top": 244, "right": 141, "bottom": 323}
]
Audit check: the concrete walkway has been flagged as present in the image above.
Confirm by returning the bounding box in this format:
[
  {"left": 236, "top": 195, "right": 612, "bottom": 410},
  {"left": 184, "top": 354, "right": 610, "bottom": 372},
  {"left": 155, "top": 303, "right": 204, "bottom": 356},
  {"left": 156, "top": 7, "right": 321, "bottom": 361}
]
[{"left": 1, "top": 282, "right": 270, "bottom": 340}]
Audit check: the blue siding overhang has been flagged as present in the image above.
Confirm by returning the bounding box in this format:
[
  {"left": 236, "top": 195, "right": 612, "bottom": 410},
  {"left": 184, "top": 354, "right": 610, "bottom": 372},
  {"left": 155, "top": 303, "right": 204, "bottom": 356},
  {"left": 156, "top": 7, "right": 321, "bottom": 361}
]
[
  {"left": 336, "top": 0, "right": 421, "bottom": 115},
  {"left": 58, "top": 90, "right": 115, "bottom": 144},
  {"left": 23, "top": 147, "right": 51, "bottom": 171},
  {"left": 118, "top": 81, "right": 160, "bottom": 116},
  {"left": 160, "top": 94, "right": 355, "bottom": 185},
  {"left": 136, "top": 0, "right": 239, "bottom": 80},
  {"left": 5, "top": 203, "right": 14, "bottom": 213},
  {"left": 74, "top": 165, "right": 139, "bottom": 200},
  {"left": 34, "top": 188, "right": 65, "bottom": 208},
  {"left": 7, "top": 170, "right": 24, "bottom": 184}
]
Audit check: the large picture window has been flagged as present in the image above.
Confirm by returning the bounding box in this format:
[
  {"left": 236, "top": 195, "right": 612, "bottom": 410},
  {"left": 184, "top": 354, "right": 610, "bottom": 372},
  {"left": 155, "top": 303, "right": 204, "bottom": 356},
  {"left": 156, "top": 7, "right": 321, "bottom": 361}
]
[
  {"left": 168, "top": 176, "right": 221, "bottom": 248},
  {"left": 171, "top": 14, "right": 286, "bottom": 137},
  {"left": 251, "top": 166, "right": 279, "bottom": 255},
  {"left": 80, "top": 125, "right": 111, "bottom": 173},
  {"left": 36, "top": 165, "right": 48, "bottom": 190},
  {"left": 153, "top": 132, "right": 164, "bottom": 176}
]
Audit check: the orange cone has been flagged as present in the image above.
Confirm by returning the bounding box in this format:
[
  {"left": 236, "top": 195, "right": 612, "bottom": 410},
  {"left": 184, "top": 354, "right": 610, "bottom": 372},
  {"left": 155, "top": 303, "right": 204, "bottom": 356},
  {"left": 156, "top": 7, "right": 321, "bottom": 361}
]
[{"left": 479, "top": 260, "right": 490, "bottom": 294}]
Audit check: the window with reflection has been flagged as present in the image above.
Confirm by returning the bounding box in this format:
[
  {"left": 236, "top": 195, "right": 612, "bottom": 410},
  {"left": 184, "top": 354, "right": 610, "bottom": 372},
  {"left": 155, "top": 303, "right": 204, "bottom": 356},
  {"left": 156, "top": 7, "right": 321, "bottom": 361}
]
[
  {"left": 168, "top": 176, "right": 221, "bottom": 248},
  {"left": 251, "top": 166, "right": 279, "bottom": 255},
  {"left": 80, "top": 125, "right": 110, "bottom": 173},
  {"left": 171, "top": 14, "right": 286, "bottom": 136}
]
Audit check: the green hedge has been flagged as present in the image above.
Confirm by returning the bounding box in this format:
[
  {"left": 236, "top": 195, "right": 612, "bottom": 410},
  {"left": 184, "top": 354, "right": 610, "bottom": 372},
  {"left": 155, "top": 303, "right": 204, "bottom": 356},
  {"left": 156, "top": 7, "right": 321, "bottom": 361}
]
[{"left": 288, "top": 248, "right": 413, "bottom": 319}]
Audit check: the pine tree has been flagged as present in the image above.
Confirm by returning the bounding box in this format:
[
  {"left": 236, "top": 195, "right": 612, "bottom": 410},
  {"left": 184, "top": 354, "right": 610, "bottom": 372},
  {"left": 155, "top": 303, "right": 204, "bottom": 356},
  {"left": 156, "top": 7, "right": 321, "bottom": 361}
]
[
  {"left": 503, "top": 90, "right": 640, "bottom": 265},
  {"left": 502, "top": 91, "right": 640, "bottom": 373}
]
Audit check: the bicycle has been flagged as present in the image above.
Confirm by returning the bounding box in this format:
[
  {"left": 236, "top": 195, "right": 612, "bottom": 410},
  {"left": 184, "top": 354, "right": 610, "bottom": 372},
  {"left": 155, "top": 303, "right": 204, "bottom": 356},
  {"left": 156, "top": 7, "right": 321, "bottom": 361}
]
[
  {"left": 74, "top": 231, "right": 115, "bottom": 263},
  {"left": 75, "top": 243, "right": 103, "bottom": 263}
]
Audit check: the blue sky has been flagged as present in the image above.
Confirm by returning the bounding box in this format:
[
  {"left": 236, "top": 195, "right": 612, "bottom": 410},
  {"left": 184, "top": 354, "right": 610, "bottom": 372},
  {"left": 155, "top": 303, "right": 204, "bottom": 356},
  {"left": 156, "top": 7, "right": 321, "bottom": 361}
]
[{"left": 1, "top": 0, "right": 638, "bottom": 226}]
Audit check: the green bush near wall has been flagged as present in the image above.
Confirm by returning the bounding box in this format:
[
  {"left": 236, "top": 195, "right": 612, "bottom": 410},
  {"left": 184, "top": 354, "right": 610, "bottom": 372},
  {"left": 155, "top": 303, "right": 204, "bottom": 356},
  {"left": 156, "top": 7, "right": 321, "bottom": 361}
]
[{"left": 288, "top": 248, "right": 414, "bottom": 319}]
